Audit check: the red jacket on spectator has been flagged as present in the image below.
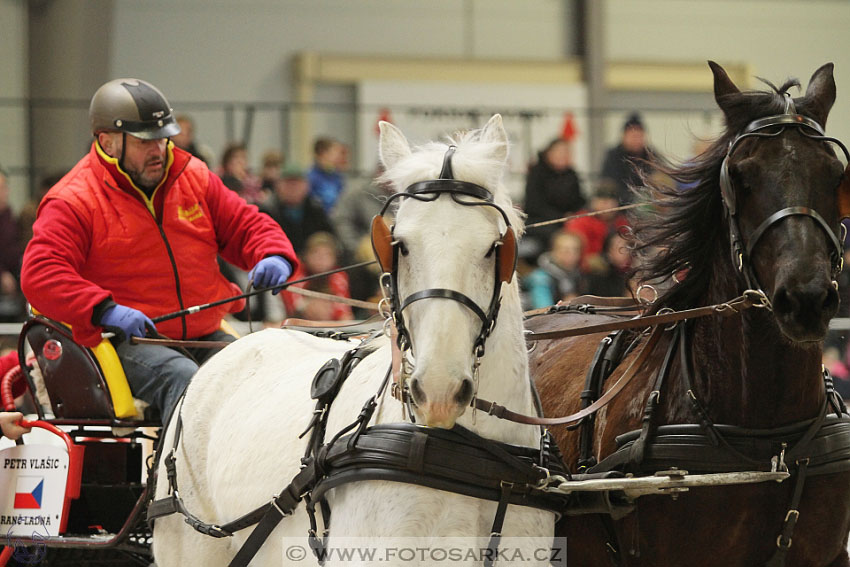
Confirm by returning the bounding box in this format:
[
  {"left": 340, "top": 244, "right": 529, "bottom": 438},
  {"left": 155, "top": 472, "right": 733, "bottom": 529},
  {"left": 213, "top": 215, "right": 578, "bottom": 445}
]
[
  {"left": 564, "top": 212, "right": 629, "bottom": 259},
  {"left": 282, "top": 264, "right": 353, "bottom": 322},
  {"left": 21, "top": 142, "right": 297, "bottom": 346}
]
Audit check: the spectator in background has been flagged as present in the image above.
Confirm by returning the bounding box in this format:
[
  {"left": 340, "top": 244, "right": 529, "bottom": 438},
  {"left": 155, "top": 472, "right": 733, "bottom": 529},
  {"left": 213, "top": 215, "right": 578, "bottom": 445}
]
[
  {"left": 0, "top": 168, "right": 24, "bottom": 322},
  {"left": 220, "top": 143, "right": 263, "bottom": 204},
  {"left": 601, "top": 113, "right": 656, "bottom": 206},
  {"left": 331, "top": 165, "right": 390, "bottom": 262},
  {"left": 261, "top": 164, "right": 335, "bottom": 255},
  {"left": 282, "top": 232, "right": 353, "bottom": 322},
  {"left": 334, "top": 142, "right": 351, "bottom": 174},
  {"left": 308, "top": 137, "right": 345, "bottom": 213},
  {"left": 522, "top": 138, "right": 585, "bottom": 264},
  {"left": 583, "top": 231, "right": 632, "bottom": 297},
  {"left": 172, "top": 114, "right": 213, "bottom": 164},
  {"left": 19, "top": 171, "right": 65, "bottom": 248},
  {"left": 523, "top": 231, "right": 585, "bottom": 310},
  {"left": 564, "top": 179, "right": 629, "bottom": 267},
  {"left": 260, "top": 149, "right": 285, "bottom": 195}
]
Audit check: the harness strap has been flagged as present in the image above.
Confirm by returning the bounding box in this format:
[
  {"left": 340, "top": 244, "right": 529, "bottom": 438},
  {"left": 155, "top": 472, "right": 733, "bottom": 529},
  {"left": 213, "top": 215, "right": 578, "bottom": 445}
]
[
  {"left": 473, "top": 326, "right": 663, "bottom": 426},
  {"left": 524, "top": 292, "right": 761, "bottom": 341},
  {"left": 764, "top": 459, "right": 809, "bottom": 567},
  {"left": 401, "top": 288, "right": 488, "bottom": 323},
  {"left": 484, "top": 482, "right": 513, "bottom": 567},
  {"left": 679, "top": 322, "right": 832, "bottom": 468},
  {"left": 627, "top": 328, "right": 679, "bottom": 469},
  {"left": 228, "top": 462, "right": 319, "bottom": 567},
  {"left": 746, "top": 206, "right": 842, "bottom": 274},
  {"left": 575, "top": 332, "right": 617, "bottom": 470}
]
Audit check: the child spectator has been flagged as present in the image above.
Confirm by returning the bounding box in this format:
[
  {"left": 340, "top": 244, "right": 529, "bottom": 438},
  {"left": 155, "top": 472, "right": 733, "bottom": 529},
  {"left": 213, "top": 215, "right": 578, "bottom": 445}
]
[
  {"left": 260, "top": 149, "right": 285, "bottom": 195},
  {"left": 564, "top": 179, "right": 629, "bottom": 267},
  {"left": 282, "top": 232, "right": 353, "bottom": 321},
  {"left": 583, "top": 231, "right": 632, "bottom": 297},
  {"left": 307, "top": 137, "right": 346, "bottom": 213},
  {"left": 523, "top": 231, "right": 585, "bottom": 309}
]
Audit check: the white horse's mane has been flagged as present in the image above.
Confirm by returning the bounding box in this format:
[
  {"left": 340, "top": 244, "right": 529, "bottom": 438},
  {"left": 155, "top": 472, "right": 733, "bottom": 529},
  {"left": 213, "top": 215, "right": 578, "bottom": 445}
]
[{"left": 378, "top": 127, "right": 526, "bottom": 236}]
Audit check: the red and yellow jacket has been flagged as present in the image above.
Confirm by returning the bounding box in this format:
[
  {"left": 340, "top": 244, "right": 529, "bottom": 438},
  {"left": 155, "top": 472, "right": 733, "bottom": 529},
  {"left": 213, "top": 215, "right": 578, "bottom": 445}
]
[{"left": 21, "top": 141, "right": 298, "bottom": 347}]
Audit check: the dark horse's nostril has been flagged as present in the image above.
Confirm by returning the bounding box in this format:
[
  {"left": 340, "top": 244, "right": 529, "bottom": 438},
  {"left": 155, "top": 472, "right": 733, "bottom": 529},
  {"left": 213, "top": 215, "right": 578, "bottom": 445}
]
[
  {"left": 454, "top": 378, "right": 475, "bottom": 406},
  {"left": 825, "top": 284, "right": 840, "bottom": 309},
  {"left": 410, "top": 378, "right": 426, "bottom": 406},
  {"left": 774, "top": 284, "right": 836, "bottom": 316},
  {"left": 773, "top": 287, "right": 794, "bottom": 315}
]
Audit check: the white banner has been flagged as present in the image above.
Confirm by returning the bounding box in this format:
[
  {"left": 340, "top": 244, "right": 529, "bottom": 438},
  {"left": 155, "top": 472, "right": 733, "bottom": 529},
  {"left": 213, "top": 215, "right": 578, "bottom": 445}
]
[{"left": 0, "top": 444, "right": 70, "bottom": 537}]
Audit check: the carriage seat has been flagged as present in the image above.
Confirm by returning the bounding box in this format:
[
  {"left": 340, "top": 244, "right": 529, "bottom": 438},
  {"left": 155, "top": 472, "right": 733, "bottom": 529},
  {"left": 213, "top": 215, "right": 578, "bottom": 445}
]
[
  {"left": 21, "top": 314, "right": 241, "bottom": 423},
  {"left": 21, "top": 315, "right": 140, "bottom": 420}
]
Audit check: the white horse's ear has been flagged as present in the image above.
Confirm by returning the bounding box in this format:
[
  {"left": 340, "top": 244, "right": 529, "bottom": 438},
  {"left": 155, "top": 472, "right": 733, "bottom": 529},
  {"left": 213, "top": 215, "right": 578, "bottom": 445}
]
[
  {"left": 479, "top": 114, "right": 508, "bottom": 165},
  {"left": 379, "top": 121, "right": 412, "bottom": 170}
]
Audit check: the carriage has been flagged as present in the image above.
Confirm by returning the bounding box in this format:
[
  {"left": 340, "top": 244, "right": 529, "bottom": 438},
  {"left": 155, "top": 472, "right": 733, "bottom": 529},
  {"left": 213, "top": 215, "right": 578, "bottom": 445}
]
[{"left": 2, "top": 61, "right": 850, "bottom": 567}]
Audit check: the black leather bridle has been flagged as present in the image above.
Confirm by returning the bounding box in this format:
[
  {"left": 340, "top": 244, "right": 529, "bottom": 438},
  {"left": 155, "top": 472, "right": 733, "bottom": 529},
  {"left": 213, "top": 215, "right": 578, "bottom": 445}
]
[
  {"left": 373, "top": 146, "right": 517, "bottom": 358},
  {"left": 719, "top": 96, "right": 849, "bottom": 294}
]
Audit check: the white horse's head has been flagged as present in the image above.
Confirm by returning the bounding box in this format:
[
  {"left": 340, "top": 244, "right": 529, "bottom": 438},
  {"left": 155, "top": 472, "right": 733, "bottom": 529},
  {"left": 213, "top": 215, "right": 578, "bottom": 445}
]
[{"left": 375, "top": 115, "right": 524, "bottom": 428}]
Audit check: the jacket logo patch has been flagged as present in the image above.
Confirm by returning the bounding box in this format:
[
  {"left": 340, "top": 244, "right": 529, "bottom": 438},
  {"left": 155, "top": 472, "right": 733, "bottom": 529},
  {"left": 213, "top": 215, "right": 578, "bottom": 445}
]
[{"left": 178, "top": 203, "right": 204, "bottom": 222}]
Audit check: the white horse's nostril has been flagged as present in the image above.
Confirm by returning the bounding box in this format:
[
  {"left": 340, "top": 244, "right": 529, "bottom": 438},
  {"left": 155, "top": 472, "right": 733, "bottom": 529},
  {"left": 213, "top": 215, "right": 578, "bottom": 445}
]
[
  {"left": 454, "top": 378, "right": 475, "bottom": 406},
  {"left": 409, "top": 377, "right": 427, "bottom": 406}
]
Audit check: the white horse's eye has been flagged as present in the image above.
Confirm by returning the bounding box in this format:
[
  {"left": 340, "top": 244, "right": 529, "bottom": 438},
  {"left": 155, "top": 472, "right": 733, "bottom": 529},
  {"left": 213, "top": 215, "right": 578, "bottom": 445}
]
[{"left": 393, "top": 239, "right": 409, "bottom": 256}]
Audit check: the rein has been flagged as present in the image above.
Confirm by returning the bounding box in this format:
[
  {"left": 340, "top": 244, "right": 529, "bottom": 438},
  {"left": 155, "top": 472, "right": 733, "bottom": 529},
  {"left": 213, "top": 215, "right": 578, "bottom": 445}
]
[
  {"left": 451, "top": 290, "right": 768, "bottom": 429},
  {"left": 524, "top": 289, "right": 769, "bottom": 341}
]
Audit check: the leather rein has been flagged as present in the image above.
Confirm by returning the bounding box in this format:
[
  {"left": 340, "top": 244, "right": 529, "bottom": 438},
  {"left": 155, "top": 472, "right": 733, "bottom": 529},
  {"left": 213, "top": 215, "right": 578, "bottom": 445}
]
[{"left": 461, "top": 289, "right": 768, "bottom": 428}]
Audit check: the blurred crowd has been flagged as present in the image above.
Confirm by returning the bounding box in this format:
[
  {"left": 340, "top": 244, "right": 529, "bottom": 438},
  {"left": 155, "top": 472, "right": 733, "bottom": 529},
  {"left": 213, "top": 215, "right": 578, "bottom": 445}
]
[
  {"left": 3, "top": 109, "right": 848, "bottom": 399},
  {"left": 1, "top": 113, "right": 661, "bottom": 332}
]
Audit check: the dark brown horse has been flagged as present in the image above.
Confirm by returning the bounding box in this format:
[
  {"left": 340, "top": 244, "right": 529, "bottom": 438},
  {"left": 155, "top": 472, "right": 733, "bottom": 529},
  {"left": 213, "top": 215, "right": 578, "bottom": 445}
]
[{"left": 530, "top": 62, "right": 850, "bottom": 566}]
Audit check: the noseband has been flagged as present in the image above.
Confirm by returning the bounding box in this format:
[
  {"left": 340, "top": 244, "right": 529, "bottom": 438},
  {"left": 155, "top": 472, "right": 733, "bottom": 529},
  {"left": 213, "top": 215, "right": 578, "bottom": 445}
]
[
  {"left": 371, "top": 146, "right": 518, "bottom": 358},
  {"left": 719, "top": 97, "right": 849, "bottom": 293}
]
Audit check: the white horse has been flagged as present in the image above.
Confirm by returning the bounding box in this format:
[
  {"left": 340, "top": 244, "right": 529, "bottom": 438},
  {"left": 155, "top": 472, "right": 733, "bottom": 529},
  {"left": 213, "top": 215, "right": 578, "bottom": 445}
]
[{"left": 152, "top": 115, "right": 555, "bottom": 566}]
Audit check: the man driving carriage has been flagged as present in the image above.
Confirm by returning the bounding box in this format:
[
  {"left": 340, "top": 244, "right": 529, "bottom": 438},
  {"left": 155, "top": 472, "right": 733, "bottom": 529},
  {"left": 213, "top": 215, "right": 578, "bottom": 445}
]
[{"left": 20, "top": 78, "right": 298, "bottom": 426}]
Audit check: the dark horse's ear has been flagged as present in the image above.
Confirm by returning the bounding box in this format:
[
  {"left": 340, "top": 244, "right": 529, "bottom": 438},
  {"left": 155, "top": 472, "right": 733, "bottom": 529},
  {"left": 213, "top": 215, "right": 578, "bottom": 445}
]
[
  {"left": 803, "top": 63, "right": 836, "bottom": 127},
  {"left": 708, "top": 60, "right": 740, "bottom": 117}
]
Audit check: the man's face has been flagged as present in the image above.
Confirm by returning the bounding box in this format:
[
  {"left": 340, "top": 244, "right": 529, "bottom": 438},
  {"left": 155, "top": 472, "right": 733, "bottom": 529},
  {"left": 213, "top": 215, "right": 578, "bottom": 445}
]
[
  {"left": 102, "top": 133, "right": 168, "bottom": 189},
  {"left": 622, "top": 127, "right": 646, "bottom": 154},
  {"left": 276, "top": 177, "right": 309, "bottom": 206}
]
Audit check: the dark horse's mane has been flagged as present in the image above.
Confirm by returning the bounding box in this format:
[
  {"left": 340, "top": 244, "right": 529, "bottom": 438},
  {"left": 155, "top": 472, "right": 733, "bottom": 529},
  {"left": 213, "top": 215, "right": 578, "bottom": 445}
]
[{"left": 631, "top": 77, "right": 806, "bottom": 311}]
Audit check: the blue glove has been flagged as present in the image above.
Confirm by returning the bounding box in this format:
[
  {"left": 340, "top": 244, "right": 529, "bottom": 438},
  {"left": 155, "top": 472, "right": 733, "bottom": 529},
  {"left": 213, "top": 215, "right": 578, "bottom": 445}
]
[
  {"left": 100, "top": 304, "right": 156, "bottom": 343},
  {"left": 250, "top": 256, "right": 293, "bottom": 294}
]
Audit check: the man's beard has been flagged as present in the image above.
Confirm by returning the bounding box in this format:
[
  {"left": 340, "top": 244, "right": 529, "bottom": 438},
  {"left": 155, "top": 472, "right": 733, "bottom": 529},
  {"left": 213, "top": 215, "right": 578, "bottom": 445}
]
[
  {"left": 125, "top": 159, "right": 165, "bottom": 192},
  {"left": 128, "top": 170, "right": 159, "bottom": 191}
]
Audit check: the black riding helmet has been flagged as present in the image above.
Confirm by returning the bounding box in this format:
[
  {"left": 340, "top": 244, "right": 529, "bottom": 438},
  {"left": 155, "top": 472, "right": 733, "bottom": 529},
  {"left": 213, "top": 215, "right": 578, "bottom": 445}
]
[{"left": 89, "top": 78, "right": 181, "bottom": 140}]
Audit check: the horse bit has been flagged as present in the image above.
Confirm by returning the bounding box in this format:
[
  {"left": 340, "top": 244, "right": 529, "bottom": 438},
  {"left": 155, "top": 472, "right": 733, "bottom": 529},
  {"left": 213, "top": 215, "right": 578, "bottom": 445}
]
[
  {"left": 371, "top": 145, "right": 518, "bottom": 407},
  {"left": 719, "top": 93, "right": 849, "bottom": 297}
]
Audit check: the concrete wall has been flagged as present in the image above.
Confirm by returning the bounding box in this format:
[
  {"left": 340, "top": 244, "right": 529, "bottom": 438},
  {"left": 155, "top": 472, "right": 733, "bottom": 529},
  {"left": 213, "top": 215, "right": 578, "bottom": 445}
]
[
  {"left": 13, "top": 0, "right": 850, "bottom": 209},
  {"left": 607, "top": 0, "right": 850, "bottom": 152},
  {"left": 1, "top": 0, "right": 29, "bottom": 211}
]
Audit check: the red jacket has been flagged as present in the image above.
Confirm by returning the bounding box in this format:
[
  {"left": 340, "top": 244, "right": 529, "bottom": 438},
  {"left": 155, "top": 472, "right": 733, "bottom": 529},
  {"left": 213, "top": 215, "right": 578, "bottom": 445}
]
[
  {"left": 564, "top": 213, "right": 629, "bottom": 258},
  {"left": 21, "top": 142, "right": 298, "bottom": 346},
  {"left": 282, "top": 264, "right": 353, "bottom": 321}
]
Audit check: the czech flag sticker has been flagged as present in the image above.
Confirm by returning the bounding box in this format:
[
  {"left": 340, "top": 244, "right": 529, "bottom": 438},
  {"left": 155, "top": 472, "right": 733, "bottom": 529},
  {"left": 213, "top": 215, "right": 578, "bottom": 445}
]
[{"left": 14, "top": 476, "right": 44, "bottom": 509}]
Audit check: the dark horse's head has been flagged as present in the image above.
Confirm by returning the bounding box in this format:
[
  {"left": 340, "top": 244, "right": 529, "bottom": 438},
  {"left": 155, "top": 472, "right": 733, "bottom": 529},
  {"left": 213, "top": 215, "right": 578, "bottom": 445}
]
[{"left": 634, "top": 61, "right": 849, "bottom": 343}]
